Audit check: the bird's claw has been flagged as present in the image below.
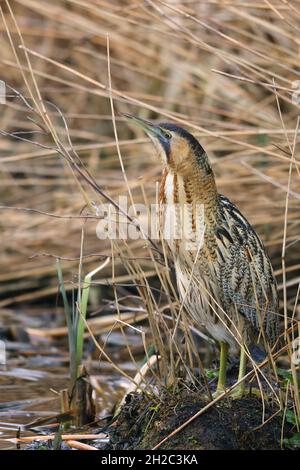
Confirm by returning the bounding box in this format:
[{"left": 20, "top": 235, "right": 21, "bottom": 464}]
[
  {"left": 228, "top": 386, "right": 245, "bottom": 400},
  {"left": 228, "top": 386, "right": 266, "bottom": 400},
  {"left": 212, "top": 387, "right": 227, "bottom": 399},
  {"left": 210, "top": 385, "right": 246, "bottom": 400}
]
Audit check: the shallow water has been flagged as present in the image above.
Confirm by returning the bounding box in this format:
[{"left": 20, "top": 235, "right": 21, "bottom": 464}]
[
  {"left": 0, "top": 361, "right": 133, "bottom": 449},
  {"left": 0, "top": 310, "right": 141, "bottom": 450}
]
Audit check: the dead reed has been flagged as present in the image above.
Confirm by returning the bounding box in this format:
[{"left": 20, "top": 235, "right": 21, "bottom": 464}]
[{"left": 0, "top": 0, "right": 299, "bottom": 448}]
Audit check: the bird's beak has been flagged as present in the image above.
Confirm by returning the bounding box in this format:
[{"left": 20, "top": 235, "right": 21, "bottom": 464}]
[{"left": 122, "top": 113, "right": 164, "bottom": 140}]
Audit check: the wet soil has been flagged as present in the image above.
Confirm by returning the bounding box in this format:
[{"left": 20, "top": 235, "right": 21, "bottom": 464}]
[{"left": 107, "top": 389, "right": 288, "bottom": 450}]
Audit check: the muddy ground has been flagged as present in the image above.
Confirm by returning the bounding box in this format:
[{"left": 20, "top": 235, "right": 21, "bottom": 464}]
[{"left": 106, "top": 388, "right": 288, "bottom": 450}]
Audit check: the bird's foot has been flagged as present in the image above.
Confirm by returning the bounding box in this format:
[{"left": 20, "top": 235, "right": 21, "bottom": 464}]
[
  {"left": 209, "top": 386, "right": 245, "bottom": 400},
  {"left": 211, "top": 385, "right": 245, "bottom": 400},
  {"left": 229, "top": 385, "right": 266, "bottom": 400},
  {"left": 248, "top": 386, "right": 268, "bottom": 400},
  {"left": 208, "top": 386, "right": 267, "bottom": 402},
  {"left": 212, "top": 387, "right": 227, "bottom": 399},
  {"left": 228, "top": 384, "right": 245, "bottom": 400}
]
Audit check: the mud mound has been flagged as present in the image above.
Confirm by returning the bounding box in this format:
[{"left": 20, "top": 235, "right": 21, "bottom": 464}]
[{"left": 107, "top": 389, "right": 287, "bottom": 450}]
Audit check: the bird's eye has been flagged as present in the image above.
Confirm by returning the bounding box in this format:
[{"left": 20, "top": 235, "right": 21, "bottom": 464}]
[{"left": 161, "top": 129, "right": 172, "bottom": 140}]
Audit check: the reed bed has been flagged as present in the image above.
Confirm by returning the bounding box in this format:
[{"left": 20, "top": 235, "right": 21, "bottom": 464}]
[{"left": 0, "top": 0, "right": 299, "bottom": 449}]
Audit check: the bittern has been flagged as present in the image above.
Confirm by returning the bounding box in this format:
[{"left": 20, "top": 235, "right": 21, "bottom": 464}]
[{"left": 125, "top": 114, "right": 279, "bottom": 397}]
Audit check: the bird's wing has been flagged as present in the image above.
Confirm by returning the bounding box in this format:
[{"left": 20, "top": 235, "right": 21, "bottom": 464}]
[{"left": 213, "top": 195, "right": 278, "bottom": 343}]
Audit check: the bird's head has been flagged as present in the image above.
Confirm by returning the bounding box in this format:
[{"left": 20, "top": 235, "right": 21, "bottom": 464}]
[{"left": 123, "top": 113, "right": 212, "bottom": 177}]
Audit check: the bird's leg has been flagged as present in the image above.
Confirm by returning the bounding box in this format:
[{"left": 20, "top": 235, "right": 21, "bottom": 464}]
[
  {"left": 215, "top": 341, "right": 229, "bottom": 395},
  {"left": 230, "top": 344, "right": 247, "bottom": 399}
]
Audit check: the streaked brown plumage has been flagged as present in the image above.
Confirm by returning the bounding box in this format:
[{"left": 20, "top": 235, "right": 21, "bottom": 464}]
[{"left": 125, "top": 114, "right": 279, "bottom": 395}]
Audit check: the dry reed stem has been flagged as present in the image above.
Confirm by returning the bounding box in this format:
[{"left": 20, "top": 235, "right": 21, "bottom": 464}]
[{"left": 0, "top": 0, "right": 299, "bottom": 437}]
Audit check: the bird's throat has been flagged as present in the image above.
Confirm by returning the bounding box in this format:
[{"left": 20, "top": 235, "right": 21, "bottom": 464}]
[
  {"left": 158, "top": 167, "right": 218, "bottom": 253},
  {"left": 159, "top": 167, "right": 218, "bottom": 211}
]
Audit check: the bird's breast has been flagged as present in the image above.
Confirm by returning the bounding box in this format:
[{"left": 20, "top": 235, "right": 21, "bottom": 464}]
[{"left": 159, "top": 170, "right": 206, "bottom": 257}]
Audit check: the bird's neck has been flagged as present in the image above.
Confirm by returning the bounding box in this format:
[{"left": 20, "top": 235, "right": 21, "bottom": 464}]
[{"left": 159, "top": 166, "right": 218, "bottom": 213}]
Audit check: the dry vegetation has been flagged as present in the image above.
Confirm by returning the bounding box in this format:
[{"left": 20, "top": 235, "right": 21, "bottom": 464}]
[{"left": 0, "top": 0, "right": 299, "bottom": 450}]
